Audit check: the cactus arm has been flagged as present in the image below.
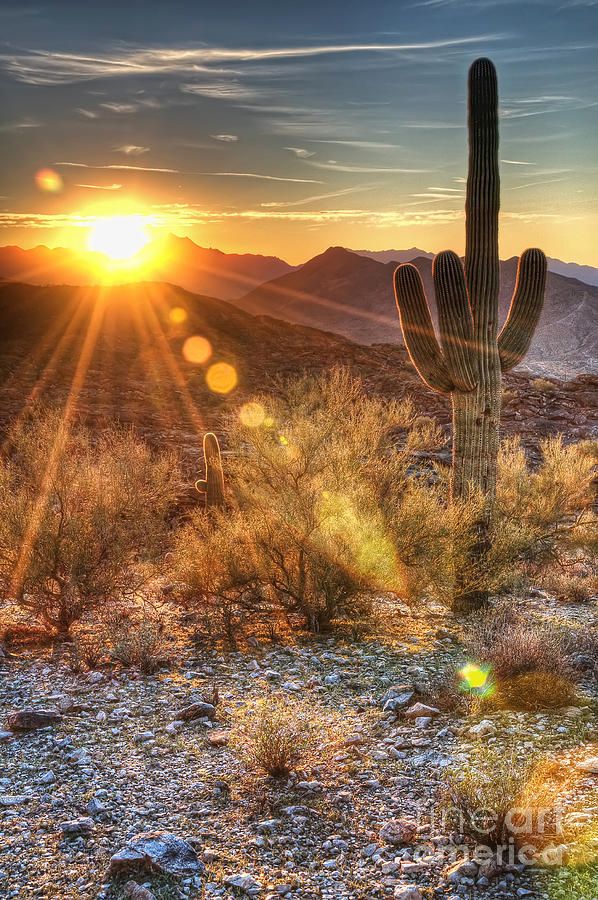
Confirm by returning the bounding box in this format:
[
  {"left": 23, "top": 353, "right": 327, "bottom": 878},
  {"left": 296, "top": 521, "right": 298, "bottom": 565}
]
[
  {"left": 195, "top": 479, "right": 208, "bottom": 494},
  {"left": 498, "top": 248, "right": 547, "bottom": 371},
  {"left": 433, "top": 251, "right": 478, "bottom": 392},
  {"left": 464, "top": 57, "right": 500, "bottom": 326},
  {"left": 394, "top": 263, "right": 455, "bottom": 394}
]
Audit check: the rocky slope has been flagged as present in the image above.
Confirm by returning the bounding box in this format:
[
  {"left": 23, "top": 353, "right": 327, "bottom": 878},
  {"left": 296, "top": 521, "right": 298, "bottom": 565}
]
[
  {"left": 0, "top": 282, "right": 595, "bottom": 479},
  {"left": 236, "top": 248, "right": 598, "bottom": 376}
]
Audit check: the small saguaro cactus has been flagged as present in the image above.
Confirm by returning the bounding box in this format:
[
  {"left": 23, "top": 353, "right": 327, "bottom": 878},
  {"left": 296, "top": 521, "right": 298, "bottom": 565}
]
[
  {"left": 195, "top": 432, "right": 225, "bottom": 509},
  {"left": 394, "top": 58, "right": 546, "bottom": 519}
]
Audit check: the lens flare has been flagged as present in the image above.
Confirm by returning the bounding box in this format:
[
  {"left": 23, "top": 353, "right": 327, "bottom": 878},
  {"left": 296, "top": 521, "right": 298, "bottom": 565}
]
[
  {"left": 206, "top": 362, "right": 238, "bottom": 394},
  {"left": 239, "top": 402, "right": 266, "bottom": 428},
  {"left": 35, "top": 168, "right": 63, "bottom": 193},
  {"left": 88, "top": 215, "right": 150, "bottom": 260},
  {"left": 459, "top": 662, "right": 494, "bottom": 697},
  {"left": 182, "top": 335, "right": 212, "bottom": 364},
  {"left": 169, "top": 307, "right": 188, "bottom": 325}
]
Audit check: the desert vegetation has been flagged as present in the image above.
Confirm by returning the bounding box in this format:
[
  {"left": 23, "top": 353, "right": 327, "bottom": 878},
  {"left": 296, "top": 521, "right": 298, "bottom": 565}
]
[{"left": 0, "top": 49, "right": 596, "bottom": 900}]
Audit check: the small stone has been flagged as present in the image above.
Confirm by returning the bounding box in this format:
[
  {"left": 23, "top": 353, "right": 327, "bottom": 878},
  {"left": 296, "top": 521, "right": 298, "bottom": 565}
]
[
  {"left": 404, "top": 703, "right": 440, "bottom": 719},
  {"left": 6, "top": 708, "right": 61, "bottom": 731},
  {"left": 394, "top": 886, "right": 423, "bottom": 900},
  {"left": 60, "top": 817, "right": 95, "bottom": 836},
  {"left": 107, "top": 832, "right": 204, "bottom": 878},
  {"left": 379, "top": 819, "right": 417, "bottom": 846},
  {"left": 124, "top": 882, "right": 157, "bottom": 900},
  {"left": 446, "top": 859, "right": 479, "bottom": 884},
  {"left": 468, "top": 719, "right": 496, "bottom": 737},
  {"left": 208, "top": 730, "right": 229, "bottom": 747},
  {"left": 577, "top": 757, "right": 598, "bottom": 773},
  {"left": 224, "top": 872, "right": 263, "bottom": 894}
]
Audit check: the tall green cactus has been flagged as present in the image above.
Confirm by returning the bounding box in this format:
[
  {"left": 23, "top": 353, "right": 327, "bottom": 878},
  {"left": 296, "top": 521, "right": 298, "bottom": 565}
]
[
  {"left": 195, "top": 432, "right": 225, "bottom": 509},
  {"left": 394, "top": 58, "right": 546, "bottom": 605}
]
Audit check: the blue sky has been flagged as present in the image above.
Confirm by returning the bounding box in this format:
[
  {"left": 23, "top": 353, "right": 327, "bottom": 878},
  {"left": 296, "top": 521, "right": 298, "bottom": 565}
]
[{"left": 0, "top": 0, "right": 596, "bottom": 263}]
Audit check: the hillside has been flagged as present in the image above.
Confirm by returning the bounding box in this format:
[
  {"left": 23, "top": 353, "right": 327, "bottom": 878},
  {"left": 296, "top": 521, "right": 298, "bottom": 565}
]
[
  {"left": 236, "top": 247, "right": 598, "bottom": 376},
  {"left": 0, "top": 282, "right": 595, "bottom": 478},
  {"left": 0, "top": 236, "right": 294, "bottom": 301}
]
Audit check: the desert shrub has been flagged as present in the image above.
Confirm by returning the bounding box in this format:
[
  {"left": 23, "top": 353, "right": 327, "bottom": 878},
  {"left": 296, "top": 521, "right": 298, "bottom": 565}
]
[
  {"left": 0, "top": 409, "right": 180, "bottom": 637},
  {"left": 467, "top": 603, "right": 573, "bottom": 680},
  {"left": 531, "top": 377, "right": 558, "bottom": 393},
  {"left": 106, "top": 613, "right": 169, "bottom": 674},
  {"left": 171, "top": 507, "right": 264, "bottom": 645},
  {"left": 465, "top": 603, "right": 578, "bottom": 709},
  {"left": 496, "top": 437, "right": 597, "bottom": 571},
  {"left": 540, "top": 569, "right": 598, "bottom": 604},
  {"left": 444, "top": 437, "right": 598, "bottom": 605},
  {"left": 71, "top": 632, "right": 106, "bottom": 670},
  {"left": 441, "top": 746, "right": 563, "bottom": 852},
  {"left": 224, "top": 367, "right": 444, "bottom": 631},
  {"left": 233, "top": 696, "right": 314, "bottom": 778}
]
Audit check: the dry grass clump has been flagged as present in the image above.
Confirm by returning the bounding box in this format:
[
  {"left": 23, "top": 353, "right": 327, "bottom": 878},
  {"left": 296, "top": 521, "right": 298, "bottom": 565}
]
[
  {"left": 541, "top": 569, "right": 598, "bottom": 604},
  {"left": 105, "top": 613, "right": 170, "bottom": 674},
  {"left": 233, "top": 697, "right": 315, "bottom": 778},
  {"left": 465, "top": 603, "right": 579, "bottom": 710},
  {"left": 441, "top": 746, "right": 538, "bottom": 848}
]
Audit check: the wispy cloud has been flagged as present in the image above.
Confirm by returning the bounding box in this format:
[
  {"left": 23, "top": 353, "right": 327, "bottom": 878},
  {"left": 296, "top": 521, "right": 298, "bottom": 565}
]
[
  {"left": 113, "top": 144, "right": 150, "bottom": 155},
  {"left": 55, "top": 161, "right": 179, "bottom": 173},
  {"left": 75, "top": 108, "right": 99, "bottom": 119},
  {"left": 54, "top": 161, "right": 323, "bottom": 183},
  {"left": 307, "top": 139, "right": 399, "bottom": 148},
  {"left": 100, "top": 101, "right": 137, "bottom": 113},
  {"left": 0, "top": 35, "right": 506, "bottom": 86},
  {"left": 502, "top": 95, "right": 597, "bottom": 119},
  {"left": 261, "top": 185, "right": 371, "bottom": 208},
  {"left": 211, "top": 134, "right": 238, "bottom": 142},
  {"left": 0, "top": 118, "right": 41, "bottom": 132},
  {"left": 308, "top": 161, "right": 430, "bottom": 174},
  {"left": 284, "top": 147, "right": 316, "bottom": 158},
  {"left": 75, "top": 183, "right": 123, "bottom": 190},
  {"left": 501, "top": 159, "right": 535, "bottom": 165},
  {"left": 180, "top": 81, "right": 258, "bottom": 101}
]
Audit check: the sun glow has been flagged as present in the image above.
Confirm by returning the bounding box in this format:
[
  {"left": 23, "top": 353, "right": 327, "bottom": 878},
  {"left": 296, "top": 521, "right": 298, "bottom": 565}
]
[{"left": 87, "top": 215, "right": 150, "bottom": 261}]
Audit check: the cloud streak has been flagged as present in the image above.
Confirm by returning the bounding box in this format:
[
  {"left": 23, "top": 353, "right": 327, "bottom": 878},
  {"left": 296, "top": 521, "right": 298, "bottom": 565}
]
[{"left": 0, "top": 35, "right": 506, "bottom": 85}]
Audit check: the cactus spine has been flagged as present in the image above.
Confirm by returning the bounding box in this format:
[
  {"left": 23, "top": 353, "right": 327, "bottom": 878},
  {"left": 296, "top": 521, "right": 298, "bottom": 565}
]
[
  {"left": 394, "top": 58, "right": 547, "bottom": 605},
  {"left": 196, "top": 432, "right": 225, "bottom": 509}
]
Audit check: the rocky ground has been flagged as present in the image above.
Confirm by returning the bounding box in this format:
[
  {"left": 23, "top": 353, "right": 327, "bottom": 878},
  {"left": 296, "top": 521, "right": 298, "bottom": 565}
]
[{"left": 1, "top": 595, "right": 597, "bottom": 900}]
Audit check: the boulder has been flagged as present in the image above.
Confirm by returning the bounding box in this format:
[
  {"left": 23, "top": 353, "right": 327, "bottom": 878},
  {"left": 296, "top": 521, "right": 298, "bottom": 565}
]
[
  {"left": 7, "top": 708, "right": 61, "bottom": 731},
  {"left": 577, "top": 757, "right": 598, "bottom": 773},
  {"left": 107, "top": 832, "right": 204, "bottom": 879},
  {"left": 394, "top": 887, "right": 423, "bottom": 900}
]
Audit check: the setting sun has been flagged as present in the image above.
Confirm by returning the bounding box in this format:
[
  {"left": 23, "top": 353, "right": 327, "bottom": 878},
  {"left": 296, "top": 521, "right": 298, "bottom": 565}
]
[{"left": 88, "top": 215, "right": 150, "bottom": 261}]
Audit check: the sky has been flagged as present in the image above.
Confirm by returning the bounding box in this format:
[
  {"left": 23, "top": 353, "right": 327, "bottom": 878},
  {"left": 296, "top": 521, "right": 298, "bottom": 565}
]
[{"left": 0, "top": 0, "right": 597, "bottom": 265}]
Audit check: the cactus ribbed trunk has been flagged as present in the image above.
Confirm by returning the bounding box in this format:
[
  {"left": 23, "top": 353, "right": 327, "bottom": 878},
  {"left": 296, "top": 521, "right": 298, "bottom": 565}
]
[
  {"left": 455, "top": 57, "right": 501, "bottom": 513},
  {"left": 196, "top": 432, "right": 225, "bottom": 510},
  {"left": 393, "top": 58, "right": 547, "bottom": 612}
]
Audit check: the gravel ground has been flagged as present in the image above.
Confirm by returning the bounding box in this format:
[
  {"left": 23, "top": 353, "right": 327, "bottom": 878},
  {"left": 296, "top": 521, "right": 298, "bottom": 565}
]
[{"left": 1, "top": 597, "right": 597, "bottom": 900}]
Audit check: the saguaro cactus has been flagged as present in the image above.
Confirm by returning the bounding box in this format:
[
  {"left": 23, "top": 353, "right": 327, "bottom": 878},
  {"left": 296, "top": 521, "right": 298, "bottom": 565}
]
[
  {"left": 394, "top": 58, "right": 546, "bottom": 517},
  {"left": 195, "top": 432, "right": 225, "bottom": 509}
]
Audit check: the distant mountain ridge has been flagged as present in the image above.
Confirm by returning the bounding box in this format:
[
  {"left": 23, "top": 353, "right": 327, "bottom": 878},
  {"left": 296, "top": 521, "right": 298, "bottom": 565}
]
[
  {"left": 350, "top": 247, "right": 598, "bottom": 287},
  {"left": 0, "top": 236, "right": 295, "bottom": 301},
  {"left": 235, "top": 246, "right": 598, "bottom": 376}
]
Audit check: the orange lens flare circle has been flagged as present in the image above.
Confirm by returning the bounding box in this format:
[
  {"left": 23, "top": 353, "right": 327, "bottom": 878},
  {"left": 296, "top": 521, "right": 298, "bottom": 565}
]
[
  {"left": 169, "top": 307, "right": 188, "bottom": 325},
  {"left": 182, "top": 335, "right": 212, "bottom": 364},
  {"left": 239, "top": 401, "right": 265, "bottom": 428},
  {"left": 35, "top": 168, "right": 63, "bottom": 193},
  {"left": 206, "top": 362, "right": 238, "bottom": 394}
]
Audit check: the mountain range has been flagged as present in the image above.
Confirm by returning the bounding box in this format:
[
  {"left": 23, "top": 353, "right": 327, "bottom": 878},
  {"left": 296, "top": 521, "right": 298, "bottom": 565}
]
[
  {"left": 0, "top": 236, "right": 596, "bottom": 375},
  {"left": 0, "top": 236, "right": 294, "bottom": 301},
  {"left": 236, "top": 247, "right": 598, "bottom": 377}
]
